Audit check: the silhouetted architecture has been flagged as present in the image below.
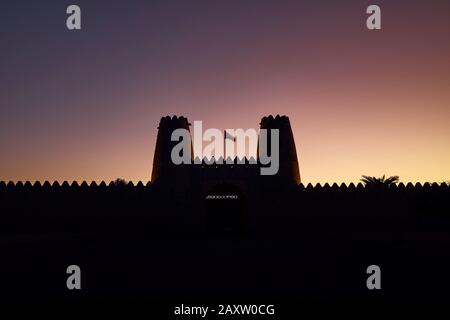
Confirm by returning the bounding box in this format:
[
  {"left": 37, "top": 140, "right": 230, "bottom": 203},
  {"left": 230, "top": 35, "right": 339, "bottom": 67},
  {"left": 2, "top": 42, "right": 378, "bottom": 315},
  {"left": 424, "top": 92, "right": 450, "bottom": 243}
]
[
  {"left": 259, "top": 115, "right": 300, "bottom": 184},
  {"left": 151, "top": 115, "right": 193, "bottom": 182},
  {"left": 152, "top": 115, "right": 300, "bottom": 184},
  {"left": 1, "top": 116, "right": 449, "bottom": 305},
  {"left": 150, "top": 115, "right": 301, "bottom": 233}
]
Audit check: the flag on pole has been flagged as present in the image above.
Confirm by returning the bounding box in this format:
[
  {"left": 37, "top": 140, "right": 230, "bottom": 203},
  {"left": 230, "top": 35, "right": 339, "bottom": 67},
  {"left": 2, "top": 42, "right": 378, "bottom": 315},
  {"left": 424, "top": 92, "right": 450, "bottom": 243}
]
[{"left": 224, "top": 130, "right": 236, "bottom": 142}]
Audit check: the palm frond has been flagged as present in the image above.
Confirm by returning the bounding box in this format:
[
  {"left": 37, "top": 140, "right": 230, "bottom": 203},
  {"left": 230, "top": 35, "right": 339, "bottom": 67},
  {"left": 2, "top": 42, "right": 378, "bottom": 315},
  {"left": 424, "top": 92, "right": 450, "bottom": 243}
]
[
  {"left": 361, "top": 175, "right": 399, "bottom": 186},
  {"left": 114, "top": 178, "right": 128, "bottom": 186},
  {"left": 384, "top": 176, "right": 399, "bottom": 185}
]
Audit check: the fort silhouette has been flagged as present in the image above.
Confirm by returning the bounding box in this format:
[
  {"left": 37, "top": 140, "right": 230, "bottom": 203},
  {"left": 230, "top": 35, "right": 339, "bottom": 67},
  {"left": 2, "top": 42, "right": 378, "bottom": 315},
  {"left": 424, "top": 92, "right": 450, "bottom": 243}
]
[
  {"left": 0, "top": 115, "right": 449, "bottom": 305},
  {"left": 151, "top": 114, "right": 300, "bottom": 185}
]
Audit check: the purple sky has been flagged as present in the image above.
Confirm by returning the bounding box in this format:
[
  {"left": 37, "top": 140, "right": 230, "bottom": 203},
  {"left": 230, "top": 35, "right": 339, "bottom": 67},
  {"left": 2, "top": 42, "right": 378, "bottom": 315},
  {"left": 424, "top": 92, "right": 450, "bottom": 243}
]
[{"left": 1, "top": 0, "right": 450, "bottom": 183}]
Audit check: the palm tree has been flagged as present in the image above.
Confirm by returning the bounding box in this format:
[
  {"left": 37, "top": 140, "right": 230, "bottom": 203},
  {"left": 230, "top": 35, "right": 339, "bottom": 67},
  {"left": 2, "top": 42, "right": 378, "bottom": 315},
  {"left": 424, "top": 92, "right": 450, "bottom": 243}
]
[
  {"left": 360, "top": 175, "right": 399, "bottom": 187},
  {"left": 113, "top": 178, "right": 128, "bottom": 186}
]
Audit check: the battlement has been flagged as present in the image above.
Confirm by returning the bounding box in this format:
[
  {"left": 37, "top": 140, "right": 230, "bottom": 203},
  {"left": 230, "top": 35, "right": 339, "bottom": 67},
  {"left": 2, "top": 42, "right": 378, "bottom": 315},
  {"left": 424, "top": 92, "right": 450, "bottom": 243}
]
[
  {"left": 2, "top": 180, "right": 447, "bottom": 190},
  {"left": 192, "top": 156, "right": 258, "bottom": 165},
  {"left": 1, "top": 180, "right": 449, "bottom": 236},
  {"left": 260, "top": 114, "right": 291, "bottom": 128},
  {"left": 158, "top": 115, "right": 191, "bottom": 129}
]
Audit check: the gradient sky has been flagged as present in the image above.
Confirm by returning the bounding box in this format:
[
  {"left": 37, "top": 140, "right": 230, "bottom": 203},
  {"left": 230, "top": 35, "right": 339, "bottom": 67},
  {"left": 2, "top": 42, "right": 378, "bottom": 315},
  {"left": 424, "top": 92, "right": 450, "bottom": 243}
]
[{"left": 1, "top": 0, "right": 449, "bottom": 184}]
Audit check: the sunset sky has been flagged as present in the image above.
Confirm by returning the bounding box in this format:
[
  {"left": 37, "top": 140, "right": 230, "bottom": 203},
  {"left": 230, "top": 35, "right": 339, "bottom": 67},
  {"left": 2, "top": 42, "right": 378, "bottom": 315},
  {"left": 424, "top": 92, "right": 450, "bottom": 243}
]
[{"left": 1, "top": 0, "right": 449, "bottom": 184}]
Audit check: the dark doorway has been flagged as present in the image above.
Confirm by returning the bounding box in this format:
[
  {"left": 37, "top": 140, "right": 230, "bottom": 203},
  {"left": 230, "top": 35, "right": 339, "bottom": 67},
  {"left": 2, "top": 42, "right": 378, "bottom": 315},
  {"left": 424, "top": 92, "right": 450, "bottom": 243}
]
[{"left": 205, "top": 182, "right": 244, "bottom": 235}]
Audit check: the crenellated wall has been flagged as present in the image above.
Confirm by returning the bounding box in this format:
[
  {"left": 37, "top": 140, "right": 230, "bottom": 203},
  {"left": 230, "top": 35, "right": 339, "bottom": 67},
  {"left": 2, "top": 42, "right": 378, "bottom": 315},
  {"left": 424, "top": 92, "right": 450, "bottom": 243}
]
[
  {"left": 0, "top": 181, "right": 449, "bottom": 301},
  {"left": 1, "top": 181, "right": 449, "bottom": 236}
]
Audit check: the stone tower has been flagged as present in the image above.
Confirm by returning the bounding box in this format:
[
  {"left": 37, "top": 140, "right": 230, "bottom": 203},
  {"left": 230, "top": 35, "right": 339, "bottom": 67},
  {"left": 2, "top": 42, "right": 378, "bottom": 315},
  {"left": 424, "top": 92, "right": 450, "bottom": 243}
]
[
  {"left": 259, "top": 115, "right": 301, "bottom": 184},
  {"left": 151, "top": 116, "right": 192, "bottom": 182}
]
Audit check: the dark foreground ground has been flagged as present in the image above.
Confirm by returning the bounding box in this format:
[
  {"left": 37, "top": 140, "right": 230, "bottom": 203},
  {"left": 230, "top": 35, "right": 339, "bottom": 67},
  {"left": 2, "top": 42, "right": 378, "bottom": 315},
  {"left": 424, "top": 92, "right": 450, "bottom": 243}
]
[{"left": 0, "top": 182, "right": 449, "bottom": 316}]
